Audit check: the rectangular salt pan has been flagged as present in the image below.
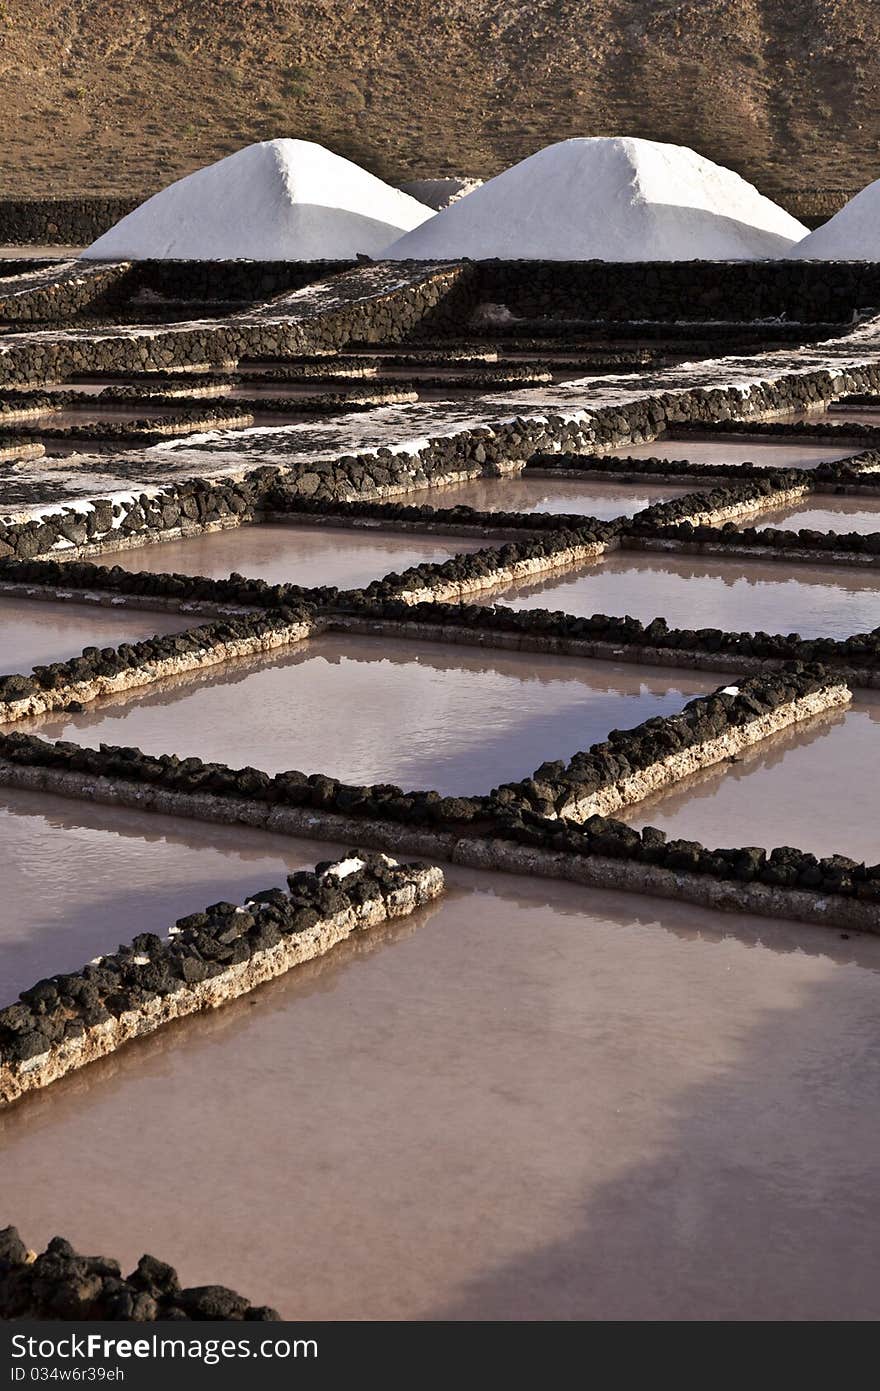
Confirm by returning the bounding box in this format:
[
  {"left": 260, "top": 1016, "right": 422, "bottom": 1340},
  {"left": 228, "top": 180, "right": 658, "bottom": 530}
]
[
  {"left": 605, "top": 437, "right": 858, "bottom": 469},
  {"left": 620, "top": 698, "right": 879, "bottom": 865},
  {"left": 0, "top": 597, "right": 197, "bottom": 673},
  {"left": 483, "top": 550, "right": 879, "bottom": 642},
  {"left": 0, "top": 787, "right": 345, "bottom": 998},
  {"left": 96, "top": 522, "right": 483, "bottom": 590},
  {"left": 4, "top": 865, "right": 880, "bottom": 1320},
  {"left": 400, "top": 473, "right": 692, "bottom": 519},
  {"left": 9, "top": 634, "right": 725, "bottom": 798},
  {"left": 748, "top": 492, "right": 880, "bottom": 536}
]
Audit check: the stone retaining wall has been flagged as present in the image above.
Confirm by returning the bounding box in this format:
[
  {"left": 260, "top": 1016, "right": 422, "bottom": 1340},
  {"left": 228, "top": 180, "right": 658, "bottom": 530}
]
[
  {"left": 337, "top": 600, "right": 880, "bottom": 685},
  {"left": 630, "top": 525, "right": 880, "bottom": 565},
  {"left": 0, "top": 259, "right": 134, "bottom": 323},
  {"left": 0, "top": 853, "right": 444, "bottom": 1105},
  {"left": 493, "top": 667, "right": 846, "bottom": 821},
  {"left": 352, "top": 527, "right": 613, "bottom": 606},
  {"left": 0, "top": 198, "right": 138, "bottom": 245},
  {"left": 0, "top": 733, "right": 873, "bottom": 932}
]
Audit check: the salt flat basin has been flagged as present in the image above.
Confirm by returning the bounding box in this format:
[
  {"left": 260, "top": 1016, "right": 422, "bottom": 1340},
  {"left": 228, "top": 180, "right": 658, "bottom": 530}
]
[
  {"left": 9, "top": 635, "right": 725, "bottom": 798},
  {"left": 400, "top": 473, "right": 692, "bottom": 519},
  {"left": 0, "top": 788, "right": 342, "bottom": 998},
  {"left": 3, "top": 848, "right": 880, "bottom": 1321},
  {"left": 481, "top": 550, "right": 879, "bottom": 641},
  {"left": 620, "top": 696, "right": 879, "bottom": 865},
  {"left": 752, "top": 492, "right": 880, "bottom": 536},
  {"left": 605, "top": 437, "right": 859, "bottom": 469},
  {"left": 826, "top": 408, "right": 880, "bottom": 427},
  {"left": 0, "top": 246, "right": 83, "bottom": 258},
  {"left": 96, "top": 522, "right": 483, "bottom": 591},
  {"left": 0, "top": 597, "right": 197, "bottom": 673}
]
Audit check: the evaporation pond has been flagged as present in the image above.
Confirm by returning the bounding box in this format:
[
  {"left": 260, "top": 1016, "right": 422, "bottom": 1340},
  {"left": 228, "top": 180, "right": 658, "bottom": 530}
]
[
  {"left": 483, "top": 549, "right": 878, "bottom": 641},
  {"left": 750, "top": 491, "right": 880, "bottom": 535},
  {"left": 620, "top": 695, "right": 879, "bottom": 865},
  {"left": 4, "top": 864, "right": 880, "bottom": 1320},
  {"left": 605, "top": 436, "right": 858, "bottom": 469},
  {"left": 9, "top": 635, "right": 725, "bottom": 797},
  {"left": 97, "top": 523, "right": 483, "bottom": 590},
  {"left": 0, "top": 596, "right": 196, "bottom": 672}
]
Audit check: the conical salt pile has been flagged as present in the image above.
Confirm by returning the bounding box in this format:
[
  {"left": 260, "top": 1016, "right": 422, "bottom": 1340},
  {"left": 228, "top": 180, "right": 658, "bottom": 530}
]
[
  {"left": 82, "top": 139, "right": 435, "bottom": 260},
  {"left": 382, "top": 137, "right": 806, "bottom": 261},
  {"left": 787, "top": 178, "right": 880, "bottom": 259}
]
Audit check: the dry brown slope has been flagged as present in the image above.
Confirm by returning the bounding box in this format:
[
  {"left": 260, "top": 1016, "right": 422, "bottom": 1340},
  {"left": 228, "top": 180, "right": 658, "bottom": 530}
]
[{"left": 0, "top": 0, "right": 876, "bottom": 199}]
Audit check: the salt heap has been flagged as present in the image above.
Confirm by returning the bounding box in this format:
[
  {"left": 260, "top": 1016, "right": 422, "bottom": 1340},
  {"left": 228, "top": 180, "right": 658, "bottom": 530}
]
[
  {"left": 382, "top": 137, "right": 806, "bottom": 261},
  {"left": 787, "top": 179, "right": 880, "bottom": 259},
  {"left": 82, "top": 139, "right": 434, "bottom": 260}
]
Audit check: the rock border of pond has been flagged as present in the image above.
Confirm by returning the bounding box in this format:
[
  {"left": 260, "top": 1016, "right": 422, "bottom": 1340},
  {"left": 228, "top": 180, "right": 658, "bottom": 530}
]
[
  {"left": 0, "top": 664, "right": 873, "bottom": 937},
  {"left": 334, "top": 602, "right": 880, "bottom": 689},
  {"left": 0, "top": 738, "right": 874, "bottom": 935},
  {"left": 0, "top": 609, "right": 316, "bottom": 721},
  {"left": 0, "top": 1227, "right": 280, "bottom": 1321},
  {"left": 0, "top": 851, "right": 445, "bottom": 1106}
]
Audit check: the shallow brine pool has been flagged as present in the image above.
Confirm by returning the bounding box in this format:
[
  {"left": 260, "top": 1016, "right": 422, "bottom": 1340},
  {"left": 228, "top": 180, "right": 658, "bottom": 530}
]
[
  {"left": 400, "top": 473, "right": 691, "bottom": 519},
  {"left": 747, "top": 492, "right": 880, "bottom": 536},
  {"left": 604, "top": 436, "right": 858, "bottom": 469},
  {"left": 620, "top": 695, "right": 879, "bottom": 865},
  {"left": 6, "top": 635, "right": 725, "bottom": 798},
  {"left": 94, "top": 523, "right": 482, "bottom": 591},
  {"left": 3, "top": 859, "right": 880, "bottom": 1320},
  {"left": 480, "top": 549, "right": 879, "bottom": 641},
  {"left": 0, "top": 789, "right": 343, "bottom": 998}
]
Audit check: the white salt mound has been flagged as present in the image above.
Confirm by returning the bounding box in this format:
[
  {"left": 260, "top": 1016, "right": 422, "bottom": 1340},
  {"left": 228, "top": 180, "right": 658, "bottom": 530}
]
[
  {"left": 82, "top": 139, "right": 435, "bottom": 261},
  {"left": 383, "top": 137, "right": 807, "bottom": 261},
  {"left": 787, "top": 178, "right": 880, "bottom": 259}
]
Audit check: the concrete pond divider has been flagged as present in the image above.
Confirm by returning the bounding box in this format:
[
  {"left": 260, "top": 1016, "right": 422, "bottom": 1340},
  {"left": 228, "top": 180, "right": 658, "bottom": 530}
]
[{"left": 0, "top": 852, "right": 445, "bottom": 1106}]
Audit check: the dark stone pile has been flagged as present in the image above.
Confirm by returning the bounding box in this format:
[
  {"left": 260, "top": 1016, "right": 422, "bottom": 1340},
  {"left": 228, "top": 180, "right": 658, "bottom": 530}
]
[
  {"left": 4, "top": 407, "right": 253, "bottom": 442},
  {"left": 629, "top": 475, "right": 811, "bottom": 526},
  {"left": 0, "top": 473, "right": 272, "bottom": 560},
  {"left": 0, "top": 1228, "right": 278, "bottom": 1321},
  {"left": 0, "top": 554, "right": 331, "bottom": 609},
  {"left": 500, "top": 809, "right": 880, "bottom": 902},
  {"left": 643, "top": 520, "right": 880, "bottom": 554},
  {"left": 674, "top": 418, "right": 880, "bottom": 443},
  {"left": 348, "top": 525, "right": 611, "bottom": 604}
]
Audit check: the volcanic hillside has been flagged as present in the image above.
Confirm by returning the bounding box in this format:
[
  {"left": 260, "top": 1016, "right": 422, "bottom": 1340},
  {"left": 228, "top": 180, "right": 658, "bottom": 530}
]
[{"left": 0, "top": 0, "right": 875, "bottom": 209}]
